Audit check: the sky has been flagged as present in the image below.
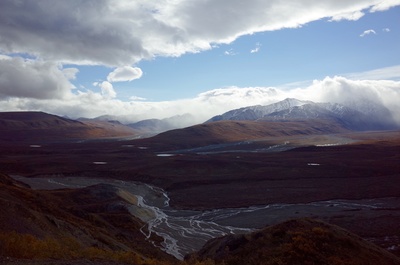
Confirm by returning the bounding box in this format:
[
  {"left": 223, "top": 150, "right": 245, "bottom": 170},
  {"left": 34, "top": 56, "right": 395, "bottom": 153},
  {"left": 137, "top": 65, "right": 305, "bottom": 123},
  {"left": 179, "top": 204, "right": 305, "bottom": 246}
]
[{"left": 0, "top": 0, "right": 400, "bottom": 125}]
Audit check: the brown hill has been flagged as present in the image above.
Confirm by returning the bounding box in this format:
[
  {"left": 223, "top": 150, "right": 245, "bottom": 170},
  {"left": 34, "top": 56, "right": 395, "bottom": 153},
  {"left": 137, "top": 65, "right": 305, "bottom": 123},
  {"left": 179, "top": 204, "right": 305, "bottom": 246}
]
[
  {"left": 0, "top": 112, "right": 137, "bottom": 143},
  {"left": 189, "top": 218, "right": 400, "bottom": 265},
  {"left": 0, "top": 173, "right": 173, "bottom": 264},
  {"left": 140, "top": 119, "right": 349, "bottom": 150}
]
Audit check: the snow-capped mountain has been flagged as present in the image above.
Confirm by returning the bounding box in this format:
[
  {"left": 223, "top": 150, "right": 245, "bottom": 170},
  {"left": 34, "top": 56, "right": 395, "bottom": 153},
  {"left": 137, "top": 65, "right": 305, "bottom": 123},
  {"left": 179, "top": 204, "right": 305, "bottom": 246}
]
[
  {"left": 261, "top": 103, "right": 373, "bottom": 131},
  {"left": 206, "top": 98, "right": 398, "bottom": 131},
  {"left": 206, "top": 98, "right": 312, "bottom": 122},
  {"left": 335, "top": 98, "right": 396, "bottom": 127}
]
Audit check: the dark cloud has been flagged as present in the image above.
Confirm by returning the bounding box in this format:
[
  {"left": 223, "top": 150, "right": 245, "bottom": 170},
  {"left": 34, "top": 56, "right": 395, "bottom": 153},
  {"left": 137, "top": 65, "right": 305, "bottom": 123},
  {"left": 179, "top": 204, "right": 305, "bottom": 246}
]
[
  {"left": 1, "top": 1, "right": 398, "bottom": 66},
  {"left": 0, "top": 0, "right": 150, "bottom": 66},
  {"left": 0, "top": 56, "right": 77, "bottom": 99},
  {"left": 0, "top": 1, "right": 399, "bottom": 122}
]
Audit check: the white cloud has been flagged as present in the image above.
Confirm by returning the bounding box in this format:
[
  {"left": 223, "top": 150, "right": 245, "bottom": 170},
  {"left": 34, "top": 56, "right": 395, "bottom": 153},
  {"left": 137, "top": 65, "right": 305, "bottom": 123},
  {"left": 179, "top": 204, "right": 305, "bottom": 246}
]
[
  {"left": 383, "top": 28, "right": 391, "bottom": 32},
  {"left": 0, "top": 56, "right": 77, "bottom": 99},
  {"left": 224, "top": 49, "right": 237, "bottom": 56},
  {"left": 370, "top": 0, "right": 400, "bottom": 12},
  {"left": 345, "top": 65, "right": 400, "bottom": 80},
  {"left": 1, "top": 74, "right": 399, "bottom": 125},
  {"left": 99, "top": 81, "right": 117, "bottom": 99},
  {"left": 0, "top": 54, "right": 12, "bottom": 60},
  {"left": 0, "top": 1, "right": 399, "bottom": 67},
  {"left": 250, "top": 43, "right": 261, "bottom": 53},
  {"left": 130, "top": 95, "right": 147, "bottom": 101},
  {"left": 329, "top": 10, "right": 365, "bottom": 21},
  {"left": 0, "top": 2, "right": 399, "bottom": 125},
  {"left": 107, "top": 66, "right": 143, "bottom": 82},
  {"left": 360, "top": 29, "right": 376, "bottom": 37},
  {"left": 62, "top": 68, "right": 79, "bottom": 81},
  {"left": 301, "top": 77, "right": 400, "bottom": 124}
]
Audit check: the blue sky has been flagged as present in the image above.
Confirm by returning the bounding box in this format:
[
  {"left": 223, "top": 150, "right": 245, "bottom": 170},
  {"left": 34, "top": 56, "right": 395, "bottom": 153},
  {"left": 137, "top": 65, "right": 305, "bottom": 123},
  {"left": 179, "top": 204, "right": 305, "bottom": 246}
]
[
  {"left": 0, "top": 1, "right": 399, "bottom": 124},
  {"left": 71, "top": 5, "right": 400, "bottom": 102}
]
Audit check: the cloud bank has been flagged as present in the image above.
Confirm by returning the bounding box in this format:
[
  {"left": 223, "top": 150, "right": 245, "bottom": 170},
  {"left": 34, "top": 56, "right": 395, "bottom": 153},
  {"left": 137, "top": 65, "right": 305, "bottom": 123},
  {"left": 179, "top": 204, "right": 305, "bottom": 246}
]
[
  {"left": 1, "top": 75, "right": 399, "bottom": 127},
  {"left": 0, "top": 56, "right": 77, "bottom": 99},
  {"left": 1, "top": 0, "right": 399, "bottom": 67},
  {"left": 0, "top": 1, "right": 399, "bottom": 127}
]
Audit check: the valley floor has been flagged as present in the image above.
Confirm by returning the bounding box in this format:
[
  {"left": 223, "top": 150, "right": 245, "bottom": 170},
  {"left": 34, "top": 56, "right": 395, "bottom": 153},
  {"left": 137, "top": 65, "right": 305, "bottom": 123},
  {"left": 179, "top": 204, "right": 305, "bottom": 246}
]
[{"left": 0, "top": 130, "right": 399, "bottom": 260}]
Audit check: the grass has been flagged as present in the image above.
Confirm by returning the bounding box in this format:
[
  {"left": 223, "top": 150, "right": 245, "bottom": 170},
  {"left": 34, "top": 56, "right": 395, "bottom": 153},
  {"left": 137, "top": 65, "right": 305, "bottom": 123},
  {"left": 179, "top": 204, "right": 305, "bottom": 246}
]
[
  {"left": 0, "top": 231, "right": 152, "bottom": 264},
  {"left": 0, "top": 231, "right": 220, "bottom": 265}
]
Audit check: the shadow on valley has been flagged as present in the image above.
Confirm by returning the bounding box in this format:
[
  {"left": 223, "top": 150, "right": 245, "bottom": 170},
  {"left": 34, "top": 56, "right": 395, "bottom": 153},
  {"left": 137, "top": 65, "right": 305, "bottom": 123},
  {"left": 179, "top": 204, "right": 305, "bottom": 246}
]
[{"left": 0, "top": 111, "right": 400, "bottom": 264}]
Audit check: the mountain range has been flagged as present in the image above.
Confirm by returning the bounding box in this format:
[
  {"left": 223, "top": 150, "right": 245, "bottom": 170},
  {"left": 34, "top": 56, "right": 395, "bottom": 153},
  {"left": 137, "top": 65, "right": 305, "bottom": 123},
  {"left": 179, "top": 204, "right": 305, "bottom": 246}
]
[
  {"left": 1, "top": 97, "right": 398, "bottom": 145},
  {"left": 0, "top": 103, "right": 400, "bottom": 264},
  {"left": 206, "top": 98, "right": 398, "bottom": 131},
  {"left": 0, "top": 111, "right": 137, "bottom": 143},
  {"left": 126, "top": 113, "right": 195, "bottom": 134}
]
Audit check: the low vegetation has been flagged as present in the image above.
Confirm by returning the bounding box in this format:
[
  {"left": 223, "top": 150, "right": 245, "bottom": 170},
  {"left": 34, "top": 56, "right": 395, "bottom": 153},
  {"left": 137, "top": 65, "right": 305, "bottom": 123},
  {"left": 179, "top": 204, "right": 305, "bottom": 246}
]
[
  {"left": 0, "top": 231, "right": 222, "bottom": 265},
  {"left": 0, "top": 231, "right": 148, "bottom": 264},
  {"left": 191, "top": 219, "right": 400, "bottom": 265}
]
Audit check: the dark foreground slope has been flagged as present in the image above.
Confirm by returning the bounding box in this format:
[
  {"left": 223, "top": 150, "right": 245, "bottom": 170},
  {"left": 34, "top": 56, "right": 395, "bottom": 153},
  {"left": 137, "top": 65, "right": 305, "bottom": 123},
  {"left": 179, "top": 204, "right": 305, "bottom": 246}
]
[
  {"left": 189, "top": 218, "right": 400, "bottom": 265},
  {"left": 0, "top": 173, "right": 174, "bottom": 264},
  {"left": 2, "top": 170, "right": 400, "bottom": 265}
]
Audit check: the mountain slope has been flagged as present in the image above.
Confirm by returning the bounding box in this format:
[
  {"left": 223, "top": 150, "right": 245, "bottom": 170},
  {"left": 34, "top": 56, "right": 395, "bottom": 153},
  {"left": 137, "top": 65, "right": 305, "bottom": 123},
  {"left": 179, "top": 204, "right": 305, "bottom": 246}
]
[
  {"left": 139, "top": 119, "right": 349, "bottom": 150},
  {"left": 207, "top": 98, "right": 311, "bottom": 122},
  {"left": 0, "top": 111, "right": 137, "bottom": 143},
  {"left": 262, "top": 102, "right": 382, "bottom": 131},
  {"left": 189, "top": 218, "right": 400, "bottom": 265},
  {"left": 206, "top": 98, "right": 398, "bottom": 131}
]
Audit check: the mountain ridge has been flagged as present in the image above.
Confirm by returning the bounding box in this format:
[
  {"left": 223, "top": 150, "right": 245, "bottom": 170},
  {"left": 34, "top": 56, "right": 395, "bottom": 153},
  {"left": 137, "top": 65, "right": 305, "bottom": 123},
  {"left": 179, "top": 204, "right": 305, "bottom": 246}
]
[
  {"left": 127, "top": 113, "right": 195, "bottom": 134},
  {"left": 0, "top": 111, "right": 137, "bottom": 143},
  {"left": 207, "top": 98, "right": 311, "bottom": 122},
  {"left": 139, "top": 119, "right": 350, "bottom": 150},
  {"left": 206, "top": 98, "right": 398, "bottom": 131}
]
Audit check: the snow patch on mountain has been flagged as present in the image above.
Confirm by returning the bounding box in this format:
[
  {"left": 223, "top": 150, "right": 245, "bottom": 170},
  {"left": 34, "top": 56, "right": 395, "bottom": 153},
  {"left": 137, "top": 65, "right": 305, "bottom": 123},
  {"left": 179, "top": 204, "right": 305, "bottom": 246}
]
[
  {"left": 207, "top": 98, "right": 312, "bottom": 122},
  {"left": 206, "top": 98, "right": 398, "bottom": 131}
]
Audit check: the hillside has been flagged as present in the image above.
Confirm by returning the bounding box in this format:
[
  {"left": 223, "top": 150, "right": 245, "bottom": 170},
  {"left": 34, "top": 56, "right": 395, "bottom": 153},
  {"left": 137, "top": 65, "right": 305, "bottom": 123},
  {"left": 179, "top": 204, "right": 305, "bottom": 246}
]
[
  {"left": 0, "top": 112, "right": 137, "bottom": 143},
  {"left": 2, "top": 170, "right": 400, "bottom": 265},
  {"left": 140, "top": 119, "right": 349, "bottom": 150},
  {"left": 189, "top": 218, "right": 400, "bottom": 265},
  {"left": 0, "top": 173, "right": 174, "bottom": 264}
]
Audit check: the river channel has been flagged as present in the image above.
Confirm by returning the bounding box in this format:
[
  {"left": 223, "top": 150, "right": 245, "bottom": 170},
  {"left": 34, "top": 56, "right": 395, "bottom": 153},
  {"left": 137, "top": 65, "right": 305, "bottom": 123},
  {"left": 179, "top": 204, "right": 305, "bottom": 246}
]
[{"left": 11, "top": 175, "right": 400, "bottom": 260}]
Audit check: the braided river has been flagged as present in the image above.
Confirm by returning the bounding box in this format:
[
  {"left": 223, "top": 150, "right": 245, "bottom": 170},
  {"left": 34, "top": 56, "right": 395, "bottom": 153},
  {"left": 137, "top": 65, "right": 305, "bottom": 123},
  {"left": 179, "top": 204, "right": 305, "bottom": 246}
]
[{"left": 12, "top": 175, "right": 400, "bottom": 260}]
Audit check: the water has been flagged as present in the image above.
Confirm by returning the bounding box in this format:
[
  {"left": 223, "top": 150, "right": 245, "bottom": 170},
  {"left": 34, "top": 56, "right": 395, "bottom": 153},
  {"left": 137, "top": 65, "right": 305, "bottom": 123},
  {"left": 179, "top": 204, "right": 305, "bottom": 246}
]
[
  {"left": 11, "top": 175, "right": 400, "bottom": 260},
  {"left": 11, "top": 175, "right": 251, "bottom": 259}
]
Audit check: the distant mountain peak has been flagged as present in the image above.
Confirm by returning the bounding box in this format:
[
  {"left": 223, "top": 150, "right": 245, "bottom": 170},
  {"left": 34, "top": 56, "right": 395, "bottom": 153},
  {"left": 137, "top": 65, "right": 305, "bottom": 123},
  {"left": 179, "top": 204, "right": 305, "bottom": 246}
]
[
  {"left": 206, "top": 98, "right": 312, "bottom": 123},
  {"left": 206, "top": 98, "right": 398, "bottom": 131}
]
